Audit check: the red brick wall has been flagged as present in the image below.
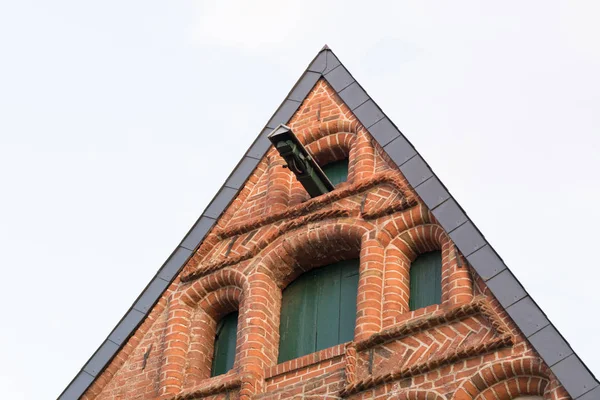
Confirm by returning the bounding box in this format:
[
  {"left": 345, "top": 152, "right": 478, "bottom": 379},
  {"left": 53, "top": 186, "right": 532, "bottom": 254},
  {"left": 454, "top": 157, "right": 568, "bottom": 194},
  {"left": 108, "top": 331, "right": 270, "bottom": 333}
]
[{"left": 82, "top": 80, "right": 571, "bottom": 400}]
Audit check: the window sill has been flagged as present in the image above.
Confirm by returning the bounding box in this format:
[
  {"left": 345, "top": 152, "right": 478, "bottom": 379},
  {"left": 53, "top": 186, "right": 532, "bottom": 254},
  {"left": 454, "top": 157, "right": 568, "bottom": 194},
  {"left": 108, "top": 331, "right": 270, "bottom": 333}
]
[
  {"left": 172, "top": 370, "right": 241, "bottom": 400},
  {"left": 266, "top": 343, "right": 347, "bottom": 379},
  {"left": 357, "top": 297, "right": 493, "bottom": 352}
]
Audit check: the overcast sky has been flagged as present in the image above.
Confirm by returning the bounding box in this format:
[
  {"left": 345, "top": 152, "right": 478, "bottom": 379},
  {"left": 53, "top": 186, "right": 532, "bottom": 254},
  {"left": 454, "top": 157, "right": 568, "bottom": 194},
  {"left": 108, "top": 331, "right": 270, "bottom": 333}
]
[{"left": 1, "top": 1, "right": 599, "bottom": 399}]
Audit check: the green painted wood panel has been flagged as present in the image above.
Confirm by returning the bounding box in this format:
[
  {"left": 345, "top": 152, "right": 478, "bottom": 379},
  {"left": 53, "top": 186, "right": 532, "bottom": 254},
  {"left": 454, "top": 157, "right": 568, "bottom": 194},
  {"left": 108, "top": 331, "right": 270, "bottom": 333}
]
[
  {"left": 278, "top": 259, "right": 359, "bottom": 363},
  {"left": 339, "top": 261, "right": 359, "bottom": 343},
  {"left": 211, "top": 311, "right": 239, "bottom": 376},
  {"left": 278, "top": 271, "right": 318, "bottom": 363},
  {"left": 315, "top": 263, "right": 341, "bottom": 351},
  {"left": 409, "top": 251, "right": 442, "bottom": 311},
  {"left": 322, "top": 159, "right": 349, "bottom": 186}
]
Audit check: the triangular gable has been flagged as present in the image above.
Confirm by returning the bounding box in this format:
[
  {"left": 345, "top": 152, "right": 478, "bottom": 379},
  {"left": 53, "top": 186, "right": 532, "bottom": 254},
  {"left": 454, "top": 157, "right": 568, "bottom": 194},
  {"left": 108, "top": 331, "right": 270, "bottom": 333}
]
[{"left": 60, "top": 46, "right": 599, "bottom": 400}]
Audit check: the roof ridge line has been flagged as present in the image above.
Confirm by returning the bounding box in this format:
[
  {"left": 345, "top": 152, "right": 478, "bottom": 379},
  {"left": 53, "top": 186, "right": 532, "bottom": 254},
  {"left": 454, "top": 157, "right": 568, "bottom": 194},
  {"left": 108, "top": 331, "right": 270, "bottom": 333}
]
[{"left": 59, "top": 46, "right": 599, "bottom": 400}]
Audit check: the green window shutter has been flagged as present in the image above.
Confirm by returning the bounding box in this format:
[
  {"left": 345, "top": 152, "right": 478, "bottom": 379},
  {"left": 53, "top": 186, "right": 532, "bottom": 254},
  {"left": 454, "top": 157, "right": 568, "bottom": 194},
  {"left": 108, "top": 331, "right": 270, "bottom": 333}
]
[
  {"left": 277, "top": 272, "right": 318, "bottom": 364},
  {"left": 315, "top": 263, "right": 341, "bottom": 351},
  {"left": 409, "top": 251, "right": 442, "bottom": 311},
  {"left": 211, "top": 311, "right": 238, "bottom": 376},
  {"left": 321, "top": 159, "right": 349, "bottom": 186},
  {"left": 278, "top": 259, "right": 359, "bottom": 363},
  {"left": 338, "top": 260, "right": 360, "bottom": 344}
]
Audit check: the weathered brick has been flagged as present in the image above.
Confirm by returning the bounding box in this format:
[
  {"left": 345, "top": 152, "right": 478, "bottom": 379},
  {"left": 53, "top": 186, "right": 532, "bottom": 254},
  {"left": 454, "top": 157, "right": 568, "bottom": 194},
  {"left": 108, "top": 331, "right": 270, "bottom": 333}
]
[{"left": 83, "top": 79, "right": 571, "bottom": 400}]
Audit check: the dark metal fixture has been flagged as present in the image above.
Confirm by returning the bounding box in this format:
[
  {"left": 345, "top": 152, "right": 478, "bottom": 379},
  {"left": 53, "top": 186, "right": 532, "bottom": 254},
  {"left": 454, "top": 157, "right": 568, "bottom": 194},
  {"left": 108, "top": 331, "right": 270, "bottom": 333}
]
[{"left": 268, "top": 124, "right": 334, "bottom": 197}]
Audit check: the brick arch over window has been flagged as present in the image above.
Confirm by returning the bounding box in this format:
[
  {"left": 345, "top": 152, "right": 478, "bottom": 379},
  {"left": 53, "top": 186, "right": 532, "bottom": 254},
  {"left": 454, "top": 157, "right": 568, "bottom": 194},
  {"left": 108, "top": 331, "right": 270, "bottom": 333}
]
[
  {"left": 305, "top": 132, "right": 356, "bottom": 171},
  {"left": 382, "top": 224, "right": 473, "bottom": 326},
  {"left": 288, "top": 120, "right": 381, "bottom": 204},
  {"left": 376, "top": 204, "right": 435, "bottom": 247},
  {"left": 251, "top": 218, "right": 384, "bottom": 343},
  {"left": 392, "top": 389, "right": 446, "bottom": 400},
  {"left": 300, "top": 119, "right": 358, "bottom": 143},
  {"left": 181, "top": 268, "right": 248, "bottom": 307},
  {"left": 476, "top": 377, "right": 549, "bottom": 400},
  {"left": 269, "top": 120, "right": 359, "bottom": 207},
  {"left": 184, "top": 286, "right": 243, "bottom": 386},
  {"left": 253, "top": 219, "right": 373, "bottom": 288},
  {"left": 158, "top": 269, "right": 248, "bottom": 396},
  {"left": 453, "top": 357, "right": 551, "bottom": 400}
]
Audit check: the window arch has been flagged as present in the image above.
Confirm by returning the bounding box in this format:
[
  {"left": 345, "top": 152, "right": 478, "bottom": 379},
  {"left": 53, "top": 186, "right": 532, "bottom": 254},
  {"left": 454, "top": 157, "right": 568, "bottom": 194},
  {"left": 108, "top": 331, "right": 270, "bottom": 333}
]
[
  {"left": 172, "top": 271, "right": 247, "bottom": 388},
  {"left": 512, "top": 397, "right": 543, "bottom": 400},
  {"left": 278, "top": 258, "right": 360, "bottom": 363},
  {"left": 322, "top": 158, "right": 349, "bottom": 186},
  {"left": 409, "top": 250, "right": 442, "bottom": 311},
  {"left": 453, "top": 358, "right": 549, "bottom": 400}
]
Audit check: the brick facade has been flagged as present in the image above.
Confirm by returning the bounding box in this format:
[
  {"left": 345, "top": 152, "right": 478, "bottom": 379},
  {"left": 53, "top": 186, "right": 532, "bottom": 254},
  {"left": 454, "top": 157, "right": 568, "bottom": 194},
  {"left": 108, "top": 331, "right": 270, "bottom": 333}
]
[{"left": 82, "top": 80, "right": 571, "bottom": 400}]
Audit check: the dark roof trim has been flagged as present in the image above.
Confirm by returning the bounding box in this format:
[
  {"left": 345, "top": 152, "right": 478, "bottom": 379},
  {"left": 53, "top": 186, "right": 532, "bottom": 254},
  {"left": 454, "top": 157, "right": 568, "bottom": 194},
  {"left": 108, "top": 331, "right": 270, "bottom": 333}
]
[{"left": 59, "top": 47, "right": 599, "bottom": 400}]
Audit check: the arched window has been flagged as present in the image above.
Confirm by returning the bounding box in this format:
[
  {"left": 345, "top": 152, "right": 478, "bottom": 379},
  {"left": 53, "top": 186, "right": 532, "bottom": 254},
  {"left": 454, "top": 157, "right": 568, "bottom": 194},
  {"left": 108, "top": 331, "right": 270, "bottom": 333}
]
[
  {"left": 409, "top": 251, "right": 442, "bottom": 311},
  {"left": 278, "top": 259, "right": 359, "bottom": 363},
  {"left": 210, "top": 311, "right": 238, "bottom": 376},
  {"left": 322, "top": 158, "right": 349, "bottom": 186},
  {"left": 512, "top": 397, "right": 543, "bottom": 400}
]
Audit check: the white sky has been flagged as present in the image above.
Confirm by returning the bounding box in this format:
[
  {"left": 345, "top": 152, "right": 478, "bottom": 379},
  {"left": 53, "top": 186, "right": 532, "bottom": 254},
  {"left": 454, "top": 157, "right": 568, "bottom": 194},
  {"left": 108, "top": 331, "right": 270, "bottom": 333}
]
[{"left": 1, "top": 1, "right": 599, "bottom": 398}]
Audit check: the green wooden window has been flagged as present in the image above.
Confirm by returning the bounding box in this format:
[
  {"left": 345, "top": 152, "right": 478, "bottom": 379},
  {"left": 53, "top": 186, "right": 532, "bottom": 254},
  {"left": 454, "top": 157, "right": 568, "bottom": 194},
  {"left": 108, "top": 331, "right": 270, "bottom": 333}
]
[
  {"left": 278, "top": 259, "right": 359, "bottom": 363},
  {"left": 322, "top": 159, "right": 349, "bottom": 186},
  {"left": 409, "top": 251, "right": 442, "bottom": 311},
  {"left": 211, "top": 311, "right": 238, "bottom": 377}
]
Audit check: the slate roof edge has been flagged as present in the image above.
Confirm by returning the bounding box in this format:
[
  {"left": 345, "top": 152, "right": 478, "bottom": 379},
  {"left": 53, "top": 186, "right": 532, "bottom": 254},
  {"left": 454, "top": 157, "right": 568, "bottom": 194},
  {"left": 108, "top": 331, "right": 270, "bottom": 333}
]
[
  {"left": 57, "top": 48, "right": 327, "bottom": 400},
  {"left": 59, "top": 46, "right": 599, "bottom": 400},
  {"left": 318, "top": 50, "right": 599, "bottom": 399}
]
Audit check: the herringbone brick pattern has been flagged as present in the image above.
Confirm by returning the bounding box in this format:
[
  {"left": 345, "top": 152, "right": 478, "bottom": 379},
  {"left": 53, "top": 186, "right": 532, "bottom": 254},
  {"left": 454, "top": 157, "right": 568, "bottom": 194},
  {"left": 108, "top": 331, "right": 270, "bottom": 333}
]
[{"left": 82, "top": 80, "right": 571, "bottom": 400}]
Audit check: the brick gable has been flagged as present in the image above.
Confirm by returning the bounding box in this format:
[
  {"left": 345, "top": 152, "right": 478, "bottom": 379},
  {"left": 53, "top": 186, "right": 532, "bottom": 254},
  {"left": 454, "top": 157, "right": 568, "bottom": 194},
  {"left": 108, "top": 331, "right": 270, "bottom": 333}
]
[{"left": 80, "top": 78, "right": 572, "bottom": 400}]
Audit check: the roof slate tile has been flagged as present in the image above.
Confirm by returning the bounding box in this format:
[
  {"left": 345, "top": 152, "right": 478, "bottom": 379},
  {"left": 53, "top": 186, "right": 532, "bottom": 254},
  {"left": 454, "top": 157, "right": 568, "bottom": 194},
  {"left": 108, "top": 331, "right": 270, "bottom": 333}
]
[
  {"left": 552, "top": 355, "right": 599, "bottom": 399},
  {"left": 399, "top": 155, "right": 433, "bottom": 188},
  {"left": 449, "top": 221, "right": 486, "bottom": 257},
  {"left": 414, "top": 176, "right": 450, "bottom": 210},
  {"left": 369, "top": 117, "right": 401, "bottom": 147},
  {"left": 247, "top": 128, "right": 273, "bottom": 160},
  {"left": 383, "top": 134, "right": 416, "bottom": 167},
  {"left": 204, "top": 187, "right": 238, "bottom": 220},
  {"left": 354, "top": 99, "right": 385, "bottom": 128},
  {"left": 506, "top": 296, "right": 549, "bottom": 337},
  {"left": 288, "top": 71, "right": 321, "bottom": 102},
  {"left": 431, "top": 198, "right": 468, "bottom": 232},
  {"left": 83, "top": 340, "right": 120, "bottom": 376},
  {"left": 60, "top": 46, "right": 598, "bottom": 400},
  {"left": 577, "top": 385, "right": 600, "bottom": 400},
  {"left": 466, "top": 245, "right": 507, "bottom": 281},
  {"left": 528, "top": 325, "right": 573, "bottom": 367},
  {"left": 132, "top": 277, "right": 170, "bottom": 314},
  {"left": 486, "top": 269, "right": 527, "bottom": 308},
  {"left": 324, "top": 65, "right": 355, "bottom": 92},
  {"left": 157, "top": 247, "right": 193, "bottom": 281},
  {"left": 225, "top": 156, "right": 261, "bottom": 190},
  {"left": 338, "top": 82, "right": 369, "bottom": 110},
  {"left": 181, "top": 216, "right": 216, "bottom": 251},
  {"left": 107, "top": 309, "right": 146, "bottom": 346}
]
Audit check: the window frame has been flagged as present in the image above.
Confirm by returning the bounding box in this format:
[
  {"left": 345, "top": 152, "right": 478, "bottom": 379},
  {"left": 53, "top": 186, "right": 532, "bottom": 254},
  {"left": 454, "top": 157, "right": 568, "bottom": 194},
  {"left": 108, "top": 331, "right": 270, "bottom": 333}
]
[
  {"left": 277, "top": 258, "right": 359, "bottom": 363},
  {"left": 210, "top": 311, "right": 239, "bottom": 377},
  {"left": 409, "top": 251, "right": 442, "bottom": 311},
  {"left": 321, "top": 158, "right": 349, "bottom": 186}
]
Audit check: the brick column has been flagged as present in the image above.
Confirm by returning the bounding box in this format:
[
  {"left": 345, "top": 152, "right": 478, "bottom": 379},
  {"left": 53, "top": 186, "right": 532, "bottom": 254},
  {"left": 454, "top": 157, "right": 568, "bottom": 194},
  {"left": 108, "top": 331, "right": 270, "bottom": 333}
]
[
  {"left": 184, "top": 310, "right": 216, "bottom": 386},
  {"left": 158, "top": 295, "right": 192, "bottom": 396},
  {"left": 236, "top": 272, "right": 281, "bottom": 398},
  {"left": 381, "top": 246, "right": 410, "bottom": 327},
  {"left": 351, "top": 131, "right": 376, "bottom": 182},
  {"left": 354, "top": 236, "right": 384, "bottom": 342},
  {"left": 266, "top": 157, "right": 291, "bottom": 214},
  {"left": 443, "top": 243, "right": 473, "bottom": 307}
]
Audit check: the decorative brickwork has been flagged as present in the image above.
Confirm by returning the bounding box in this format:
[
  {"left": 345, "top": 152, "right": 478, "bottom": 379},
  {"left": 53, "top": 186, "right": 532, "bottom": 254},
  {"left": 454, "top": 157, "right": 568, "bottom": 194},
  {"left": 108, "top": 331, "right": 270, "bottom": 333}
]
[{"left": 82, "top": 80, "right": 572, "bottom": 400}]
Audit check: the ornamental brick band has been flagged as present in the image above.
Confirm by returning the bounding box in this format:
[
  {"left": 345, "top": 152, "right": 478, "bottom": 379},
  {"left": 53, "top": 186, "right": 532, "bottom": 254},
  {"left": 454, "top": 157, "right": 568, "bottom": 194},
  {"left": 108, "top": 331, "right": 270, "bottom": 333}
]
[{"left": 79, "top": 78, "right": 576, "bottom": 400}]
